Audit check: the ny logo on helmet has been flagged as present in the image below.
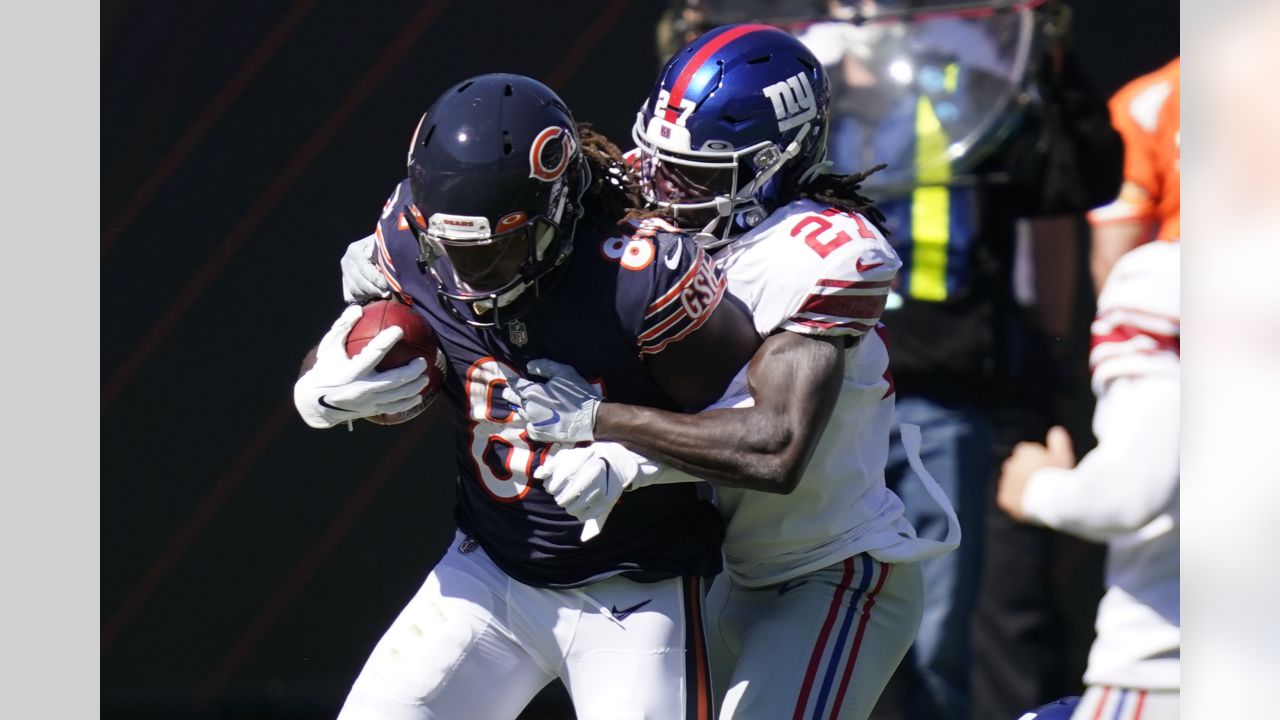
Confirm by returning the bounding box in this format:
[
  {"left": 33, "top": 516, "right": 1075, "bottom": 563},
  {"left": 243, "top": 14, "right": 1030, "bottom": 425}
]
[
  {"left": 529, "top": 126, "right": 577, "bottom": 182},
  {"left": 762, "top": 72, "right": 816, "bottom": 132}
]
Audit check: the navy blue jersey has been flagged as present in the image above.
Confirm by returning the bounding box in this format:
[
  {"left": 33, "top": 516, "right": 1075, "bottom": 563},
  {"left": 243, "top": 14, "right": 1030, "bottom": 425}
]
[{"left": 371, "top": 180, "right": 728, "bottom": 588}]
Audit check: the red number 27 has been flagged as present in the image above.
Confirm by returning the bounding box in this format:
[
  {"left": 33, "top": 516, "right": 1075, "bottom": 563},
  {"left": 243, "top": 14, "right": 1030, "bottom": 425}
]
[{"left": 790, "top": 208, "right": 876, "bottom": 259}]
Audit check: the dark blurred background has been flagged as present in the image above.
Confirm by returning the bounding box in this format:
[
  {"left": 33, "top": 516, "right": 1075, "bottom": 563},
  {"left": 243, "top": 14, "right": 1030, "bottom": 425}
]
[{"left": 100, "top": 1, "right": 1176, "bottom": 717}]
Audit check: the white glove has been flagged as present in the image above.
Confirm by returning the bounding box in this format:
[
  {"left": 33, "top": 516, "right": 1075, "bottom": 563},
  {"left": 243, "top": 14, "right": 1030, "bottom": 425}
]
[
  {"left": 502, "top": 359, "right": 600, "bottom": 443},
  {"left": 341, "top": 235, "right": 392, "bottom": 304},
  {"left": 534, "top": 442, "right": 655, "bottom": 541},
  {"left": 294, "top": 305, "right": 430, "bottom": 429}
]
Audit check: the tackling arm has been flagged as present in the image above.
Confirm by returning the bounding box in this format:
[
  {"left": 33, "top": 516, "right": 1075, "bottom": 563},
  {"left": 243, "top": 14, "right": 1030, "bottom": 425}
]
[
  {"left": 1090, "top": 216, "right": 1152, "bottom": 295},
  {"left": 598, "top": 330, "right": 845, "bottom": 494}
]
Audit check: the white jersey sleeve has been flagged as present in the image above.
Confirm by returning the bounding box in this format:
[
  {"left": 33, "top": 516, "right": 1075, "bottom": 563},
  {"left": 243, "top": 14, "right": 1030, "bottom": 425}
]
[
  {"left": 1024, "top": 240, "right": 1180, "bottom": 539},
  {"left": 716, "top": 199, "right": 901, "bottom": 340},
  {"left": 1089, "top": 239, "right": 1180, "bottom": 394}
]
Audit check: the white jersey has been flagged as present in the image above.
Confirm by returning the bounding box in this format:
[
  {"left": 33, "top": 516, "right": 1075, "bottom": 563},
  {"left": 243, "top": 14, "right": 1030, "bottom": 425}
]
[
  {"left": 1022, "top": 240, "right": 1180, "bottom": 690},
  {"left": 709, "top": 199, "right": 952, "bottom": 587}
]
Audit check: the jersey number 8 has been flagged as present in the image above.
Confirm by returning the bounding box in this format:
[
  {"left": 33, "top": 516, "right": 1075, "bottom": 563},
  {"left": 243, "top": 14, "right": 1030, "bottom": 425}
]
[{"left": 464, "top": 357, "right": 549, "bottom": 502}]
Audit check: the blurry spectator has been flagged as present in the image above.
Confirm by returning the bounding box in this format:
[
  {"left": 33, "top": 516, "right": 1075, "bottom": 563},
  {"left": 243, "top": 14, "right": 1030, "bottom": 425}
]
[
  {"left": 791, "top": 2, "right": 1123, "bottom": 718},
  {"left": 655, "top": 0, "right": 707, "bottom": 66},
  {"left": 1086, "top": 58, "right": 1179, "bottom": 294},
  {"left": 998, "top": 238, "right": 1181, "bottom": 720}
]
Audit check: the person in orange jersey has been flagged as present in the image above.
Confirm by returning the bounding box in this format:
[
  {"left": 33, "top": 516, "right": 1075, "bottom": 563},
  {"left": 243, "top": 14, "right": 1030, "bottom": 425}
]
[{"left": 1087, "top": 58, "right": 1179, "bottom": 293}]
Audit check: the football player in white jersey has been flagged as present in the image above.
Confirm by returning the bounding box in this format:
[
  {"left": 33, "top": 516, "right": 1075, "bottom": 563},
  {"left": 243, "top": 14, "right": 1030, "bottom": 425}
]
[
  {"left": 498, "top": 25, "right": 960, "bottom": 720},
  {"left": 998, "top": 239, "right": 1180, "bottom": 720}
]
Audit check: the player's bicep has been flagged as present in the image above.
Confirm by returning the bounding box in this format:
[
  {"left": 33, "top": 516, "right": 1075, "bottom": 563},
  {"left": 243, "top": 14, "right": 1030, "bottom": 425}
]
[
  {"left": 739, "top": 331, "right": 846, "bottom": 489},
  {"left": 747, "top": 331, "right": 844, "bottom": 431},
  {"left": 644, "top": 291, "right": 759, "bottom": 411}
]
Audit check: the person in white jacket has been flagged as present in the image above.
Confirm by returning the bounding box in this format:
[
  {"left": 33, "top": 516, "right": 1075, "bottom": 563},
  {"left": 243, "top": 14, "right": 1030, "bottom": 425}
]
[{"left": 997, "top": 238, "right": 1180, "bottom": 720}]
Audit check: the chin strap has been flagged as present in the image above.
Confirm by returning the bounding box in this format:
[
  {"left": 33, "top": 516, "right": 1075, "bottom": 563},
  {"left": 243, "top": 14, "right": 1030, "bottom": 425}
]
[
  {"left": 705, "top": 122, "right": 817, "bottom": 244},
  {"left": 736, "top": 123, "right": 813, "bottom": 208},
  {"left": 471, "top": 281, "right": 532, "bottom": 316}
]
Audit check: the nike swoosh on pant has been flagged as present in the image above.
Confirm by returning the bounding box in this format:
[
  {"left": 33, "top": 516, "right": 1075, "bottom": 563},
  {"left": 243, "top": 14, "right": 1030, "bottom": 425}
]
[{"left": 610, "top": 598, "right": 652, "bottom": 621}]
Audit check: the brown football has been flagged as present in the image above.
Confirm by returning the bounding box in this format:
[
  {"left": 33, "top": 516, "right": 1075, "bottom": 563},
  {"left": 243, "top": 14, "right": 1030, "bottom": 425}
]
[{"left": 345, "top": 300, "right": 446, "bottom": 425}]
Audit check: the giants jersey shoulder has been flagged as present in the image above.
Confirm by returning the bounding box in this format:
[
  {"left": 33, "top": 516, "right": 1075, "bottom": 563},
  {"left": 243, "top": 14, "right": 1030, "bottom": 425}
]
[
  {"left": 719, "top": 199, "right": 901, "bottom": 338},
  {"left": 1090, "top": 240, "right": 1180, "bottom": 392},
  {"left": 598, "top": 217, "right": 727, "bottom": 357}
]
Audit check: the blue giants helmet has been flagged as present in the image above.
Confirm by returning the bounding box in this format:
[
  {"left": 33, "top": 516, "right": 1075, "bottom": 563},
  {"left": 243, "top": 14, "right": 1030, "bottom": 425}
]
[
  {"left": 632, "top": 24, "right": 831, "bottom": 248},
  {"left": 403, "top": 74, "right": 588, "bottom": 327}
]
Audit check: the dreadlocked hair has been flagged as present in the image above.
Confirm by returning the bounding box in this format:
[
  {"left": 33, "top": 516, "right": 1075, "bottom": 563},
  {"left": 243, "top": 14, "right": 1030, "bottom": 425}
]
[
  {"left": 575, "top": 122, "right": 665, "bottom": 231},
  {"left": 796, "top": 163, "right": 892, "bottom": 237}
]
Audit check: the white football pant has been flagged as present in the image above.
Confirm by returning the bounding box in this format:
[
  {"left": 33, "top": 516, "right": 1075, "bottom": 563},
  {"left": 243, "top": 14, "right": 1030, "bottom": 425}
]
[{"left": 337, "top": 531, "right": 714, "bottom": 720}]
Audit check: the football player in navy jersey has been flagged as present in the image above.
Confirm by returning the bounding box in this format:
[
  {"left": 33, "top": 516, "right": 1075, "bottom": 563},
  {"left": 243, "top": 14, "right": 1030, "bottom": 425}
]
[{"left": 292, "top": 74, "right": 759, "bottom": 720}]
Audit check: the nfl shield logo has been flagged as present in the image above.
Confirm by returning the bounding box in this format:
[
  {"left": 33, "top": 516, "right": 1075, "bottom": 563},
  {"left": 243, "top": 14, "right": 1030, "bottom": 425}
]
[
  {"left": 660, "top": 126, "right": 671, "bottom": 139},
  {"left": 507, "top": 320, "right": 529, "bottom": 347}
]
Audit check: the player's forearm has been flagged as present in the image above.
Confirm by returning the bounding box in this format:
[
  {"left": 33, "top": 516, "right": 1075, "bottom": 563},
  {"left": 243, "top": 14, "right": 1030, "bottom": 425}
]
[
  {"left": 1027, "top": 215, "right": 1078, "bottom": 343},
  {"left": 595, "top": 401, "right": 808, "bottom": 493},
  {"left": 299, "top": 345, "right": 319, "bottom": 377},
  {"left": 596, "top": 332, "right": 843, "bottom": 493},
  {"left": 1021, "top": 376, "right": 1179, "bottom": 540},
  {"left": 1090, "top": 219, "right": 1150, "bottom": 295}
]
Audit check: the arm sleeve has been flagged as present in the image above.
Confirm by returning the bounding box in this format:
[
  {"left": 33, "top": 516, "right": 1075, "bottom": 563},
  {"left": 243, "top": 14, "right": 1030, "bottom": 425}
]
[
  {"left": 625, "top": 223, "right": 727, "bottom": 357},
  {"left": 772, "top": 209, "right": 901, "bottom": 339},
  {"left": 372, "top": 179, "right": 416, "bottom": 302},
  {"left": 1020, "top": 373, "right": 1179, "bottom": 542},
  {"left": 1088, "top": 240, "right": 1180, "bottom": 392}
]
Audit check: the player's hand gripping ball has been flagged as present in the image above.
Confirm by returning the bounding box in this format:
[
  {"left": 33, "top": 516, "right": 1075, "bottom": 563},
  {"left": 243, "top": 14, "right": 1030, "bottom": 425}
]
[{"left": 345, "top": 300, "right": 447, "bottom": 425}]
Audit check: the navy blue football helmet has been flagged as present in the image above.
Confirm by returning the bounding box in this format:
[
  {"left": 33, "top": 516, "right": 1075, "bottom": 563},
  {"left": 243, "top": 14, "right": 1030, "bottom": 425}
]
[
  {"left": 1017, "top": 695, "right": 1082, "bottom": 719},
  {"left": 403, "top": 73, "right": 588, "bottom": 327},
  {"left": 632, "top": 24, "right": 831, "bottom": 248}
]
